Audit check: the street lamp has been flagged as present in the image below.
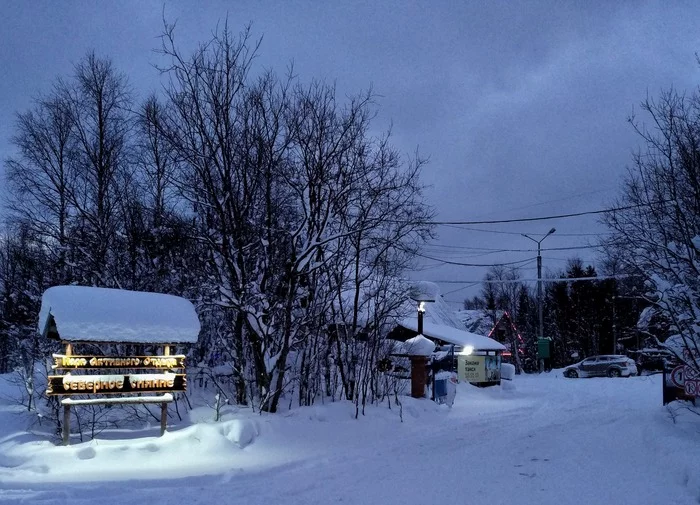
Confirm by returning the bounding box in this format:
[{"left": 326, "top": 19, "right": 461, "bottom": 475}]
[{"left": 522, "top": 228, "right": 556, "bottom": 370}]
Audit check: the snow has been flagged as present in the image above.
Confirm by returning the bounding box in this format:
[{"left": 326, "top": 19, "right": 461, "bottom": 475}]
[
  {"left": 38, "top": 286, "right": 201, "bottom": 344},
  {"left": 0, "top": 373, "right": 700, "bottom": 505},
  {"left": 1, "top": 373, "right": 700, "bottom": 504},
  {"left": 400, "top": 282, "right": 467, "bottom": 330},
  {"left": 62, "top": 394, "right": 173, "bottom": 406},
  {"left": 408, "top": 280, "right": 440, "bottom": 301},
  {"left": 403, "top": 334, "right": 436, "bottom": 355},
  {"left": 399, "top": 318, "right": 506, "bottom": 351},
  {"left": 501, "top": 362, "right": 516, "bottom": 380},
  {"left": 457, "top": 308, "right": 495, "bottom": 334}
]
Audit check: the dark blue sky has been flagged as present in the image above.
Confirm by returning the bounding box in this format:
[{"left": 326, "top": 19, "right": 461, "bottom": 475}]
[{"left": 2, "top": 1, "right": 700, "bottom": 303}]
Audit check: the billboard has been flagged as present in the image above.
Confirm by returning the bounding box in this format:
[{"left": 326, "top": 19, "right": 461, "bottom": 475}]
[{"left": 458, "top": 355, "right": 501, "bottom": 383}]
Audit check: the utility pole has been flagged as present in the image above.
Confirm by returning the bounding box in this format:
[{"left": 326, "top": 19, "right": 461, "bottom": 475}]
[{"left": 522, "top": 228, "right": 556, "bottom": 372}]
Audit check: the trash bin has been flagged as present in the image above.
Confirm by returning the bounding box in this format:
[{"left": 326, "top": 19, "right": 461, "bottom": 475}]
[{"left": 434, "top": 371, "right": 457, "bottom": 406}]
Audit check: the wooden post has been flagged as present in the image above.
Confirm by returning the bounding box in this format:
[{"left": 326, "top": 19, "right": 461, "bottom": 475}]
[
  {"left": 63, "top": 403, "right": 71, "bottom": 445},
  {"left": 160, "top": 402, "right": 168, "bottom": 436},
  {"left": 161, "top": 343, "right": 171, "bottom": 436},
  {"left": 409, "top": 356, "right": 429, "bottom": 399}
]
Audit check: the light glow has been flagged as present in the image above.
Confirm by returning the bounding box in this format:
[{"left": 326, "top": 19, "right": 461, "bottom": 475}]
[
  {"left": 461, "top": 345, "right": 474, "bottom": 356},
  {"left": 418, "top": 301, "right": 426, "bottom": 313}
]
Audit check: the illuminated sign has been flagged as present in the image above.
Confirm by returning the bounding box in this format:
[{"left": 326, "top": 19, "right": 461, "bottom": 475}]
[
  {"left": 52, "top": 354, "right": 185, "bottom": 370},
  {"left": 458, "top": 355, "right": 501, "bottom": 383},
  {"left": 46, "top": 373, "right": 187, "bottom": 395},
  {"left": 458, "top": 355, "right": 486, "bottom": 382}
]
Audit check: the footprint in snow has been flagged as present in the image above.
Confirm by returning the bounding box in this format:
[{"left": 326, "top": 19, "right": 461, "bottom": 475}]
[{"left": 76, "top": 447, "right": 96, "bottom": 460}]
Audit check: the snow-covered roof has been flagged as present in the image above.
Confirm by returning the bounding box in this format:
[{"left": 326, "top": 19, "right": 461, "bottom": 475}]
[
  {"left": 403, "top": 334, "right": 436, "bottom": 356},
  {"left": 457, "top": 309, "right": 497, "bottom": 335},
  {"left": 403, "top": 282, "right": 466, "bottom": 329},
  {"left": 408, "top": 281, "right": 441, "bottom": 302},
  {"left": 38, "top": 286, "right": 201, "bottom": 344},
  {"left": 399, "top": 319, "right": 505, "bottom": 351}
]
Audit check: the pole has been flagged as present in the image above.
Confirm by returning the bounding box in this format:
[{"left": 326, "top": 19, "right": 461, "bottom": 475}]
[
  {"left": 522, "top": 228, "right": 555, "bottom": 373},
  {"left": 537, "top": 241, "right": 543, "bottom": 343},
  {"left": 63, "top": 404, "right": 71, "bottom": 446},
  {"left": 612, "top": 294, "right": 617, "bottom": 355},
  {"left": 160, "top": 402, "right": 168, "bottom": 436},
  {"left": 537, "top": 242, "right": 544, "bottom": 373}
]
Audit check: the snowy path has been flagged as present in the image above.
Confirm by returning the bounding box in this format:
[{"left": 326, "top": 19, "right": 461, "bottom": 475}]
[{"left": 2, "top": 374, "right": 700, "bottom": 505}]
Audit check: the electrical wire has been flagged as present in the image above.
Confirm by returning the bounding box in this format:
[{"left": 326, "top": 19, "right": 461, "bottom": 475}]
[
  {"left": 437, "top": 225, "right": 614, "bottom": 236},
  {"left": 431, "top": 273, "right": 639, "bottom": 284},
  {"left": 423, "top": 202, "right": 664, "bottom": 225},
  {"left": 422, "top": 244, "right": 602, "bottom": 253},
  {"left": 414, "top": 253, "right": 537, "bottom": 267}
]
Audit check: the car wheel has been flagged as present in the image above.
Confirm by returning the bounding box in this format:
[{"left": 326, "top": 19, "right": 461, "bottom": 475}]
[
  {"left": 607, "top": 368, "right": 621, "bottom": 378},
  {"left": 566, "top": 370, "right": 578, "bottom": 378}
]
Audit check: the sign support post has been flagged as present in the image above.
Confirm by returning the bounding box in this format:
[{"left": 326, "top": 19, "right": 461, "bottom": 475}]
[{"left": 62, "top": 404, "right": 71, "bottom": 446}]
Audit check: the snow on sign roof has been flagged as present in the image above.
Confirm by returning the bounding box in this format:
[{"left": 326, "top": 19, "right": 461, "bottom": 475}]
[
  {"left": 399, "top": 319, "right": 506, "bottom": 351},
  {"left": 38, "top": 286, "right": 201, "bottom": 344}
]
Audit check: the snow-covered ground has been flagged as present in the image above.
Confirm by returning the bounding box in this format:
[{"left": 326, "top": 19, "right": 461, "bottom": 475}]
[{"left": 1, "top": 372, "right": 699, "bottom": 505}]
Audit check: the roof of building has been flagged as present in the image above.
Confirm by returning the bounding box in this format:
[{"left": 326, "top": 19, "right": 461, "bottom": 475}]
[
  {"left": 38, "top": 285, "right": 201, "bottom": 344},
  {"left": 398, "top": 319, "right": 506, "bottom": 351}
]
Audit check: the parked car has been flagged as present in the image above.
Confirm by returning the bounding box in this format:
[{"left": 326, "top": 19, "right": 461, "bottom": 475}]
[{"left": 564, "top": 355, "right": 637, "bottom": 378}]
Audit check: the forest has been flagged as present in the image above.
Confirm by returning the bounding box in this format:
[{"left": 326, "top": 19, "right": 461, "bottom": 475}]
[
  {"left": 1, "top": 20, "right": 699, "bottom": 426},
  {"left": 0, "top": 22, "right": 433, "bottom": 418}
]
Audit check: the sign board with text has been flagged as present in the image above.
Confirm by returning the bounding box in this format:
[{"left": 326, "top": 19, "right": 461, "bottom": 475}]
[
  {"left": 457, "top": 355, "right": 501, "bottom": 383},
  {"left": 47, "top": 373, "right": 187, "bottom": 396},
  {"left": 52, "top": 354, "right": 186, "bottom": 370},
  {"left": 458, "top": 355, "right": 486, "bottom": 382}
]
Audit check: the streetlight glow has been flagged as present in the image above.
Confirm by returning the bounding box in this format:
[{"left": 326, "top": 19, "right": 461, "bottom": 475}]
[{"left": 461, "top": 345, "right": 474, "bottom": 356}]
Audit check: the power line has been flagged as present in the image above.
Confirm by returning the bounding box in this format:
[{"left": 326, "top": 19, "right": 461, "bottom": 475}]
[
  {"left": 423, "top": 244, "right": 602, "bottom": 253},
  {"left": 443, "top": 282, "right": 482, "bottom": 296},
  {"left": 438, "top": 225, "right": 613, "bottom": 237},
  {"left": 414, "top": 252, "right": 537, "bottom": 267},
  {"left": 431, "top": 273, "right": 639, "bottom": 284},
  {"left": 465, "top": 188, "right": 618, "bottom": 219},
  {"left": 417, "top": 202, "right": 666, "bottom": 226}
]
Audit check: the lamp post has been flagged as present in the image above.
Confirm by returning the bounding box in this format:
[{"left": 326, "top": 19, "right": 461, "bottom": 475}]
[
  {"left": 409, "top": 291, "right": 435, "bottom": 399},
  {"left": 522, "top": 228, "right": 556, "bottom": 372}
]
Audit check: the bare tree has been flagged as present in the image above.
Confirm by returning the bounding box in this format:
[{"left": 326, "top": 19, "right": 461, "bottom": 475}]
[
  {"left": 5, "top": 93, "right": 75, "bottom": 281},
  {"left": 604, "top": 88, "right": 700, "bottom": 373},
  {"left": 59, "top": 52, "right": 133, "bottom": 286}
]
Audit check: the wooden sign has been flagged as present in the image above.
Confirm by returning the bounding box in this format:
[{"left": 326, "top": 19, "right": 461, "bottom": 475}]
[
  {"left": 52, "top": 354, "right": 186, "bottom": 370},
  {"left": 46, "top": 373, "right": 187, "bottom": 396}
]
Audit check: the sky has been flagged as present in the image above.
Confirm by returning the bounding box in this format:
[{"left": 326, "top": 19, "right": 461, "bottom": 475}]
[{"left": 2, "top": 1, "right": 700, "bottom": 305}]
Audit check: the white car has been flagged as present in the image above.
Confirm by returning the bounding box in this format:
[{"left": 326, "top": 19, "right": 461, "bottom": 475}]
[{"left": 564, "top": 355, "right": 638, "bottom": 378}]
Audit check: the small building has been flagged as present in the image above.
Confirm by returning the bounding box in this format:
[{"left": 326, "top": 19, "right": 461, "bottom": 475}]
[
  {"left": 387, "top": 282, "right": 506, "bottom": 386},
  {"left": 487, "top": 311, "right": 525, "bottom": 364},
  {"left": 391, "top": 319, "right": 505, "bottom": 355}
]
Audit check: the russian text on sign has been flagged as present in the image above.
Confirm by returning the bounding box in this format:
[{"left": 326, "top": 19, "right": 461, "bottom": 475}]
[
  {"left": 52, "top": 354, "right": 186, "bottom": 370},
  {"left": 46, "top": 373, "right": 187, "bottom": 395}
]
